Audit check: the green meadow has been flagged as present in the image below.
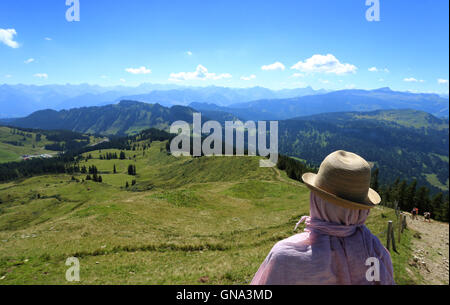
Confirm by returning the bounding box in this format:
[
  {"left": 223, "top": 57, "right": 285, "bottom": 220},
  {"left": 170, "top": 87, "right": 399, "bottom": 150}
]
[
  {"left": 0, "top": 140, "right": 421, "bottom": 284},
  {"left": 0, "top": 126, "right": 105, "bottom": 164},
  {"left": 0, "top": 126, "right": 56, "bottom": 163}
]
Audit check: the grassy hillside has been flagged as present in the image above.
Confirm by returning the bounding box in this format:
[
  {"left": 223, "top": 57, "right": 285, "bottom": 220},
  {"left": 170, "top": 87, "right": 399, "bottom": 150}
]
[
  {"left": 0, "top": 126, "right": 57, "bottom": 163},
  {"left": 0, "top": 140, "right": 423, "bottom": 284},
  {"left": 10, "top": 101, "right": 220, "bottom": 136},
  {"left": 298, "top": 109, "right": 449, "bottom": 131},
  {"left": 279, "top": 110, "right": 449, "bottom": 194},
  {"left": 10, "top": 101, "right": 242, "bottom": 136},
  {"left": 10, "top": 101, "right": 448, "bottom": 194},
  {"left": 0, "top": 126, "right": 104, "bottom": 164}
]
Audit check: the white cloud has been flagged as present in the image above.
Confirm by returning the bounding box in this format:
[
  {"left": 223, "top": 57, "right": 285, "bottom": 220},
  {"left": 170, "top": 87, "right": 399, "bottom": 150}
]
[
  {"left": 0, "top": 28, "right": 19, "bottom": 48},
  {"left": 125, "top": 66, "right": 152, "bottom": 74},
  {"left": 34, "top": 73, "right": 48, "bottom": 79},
  {"left": 169, "top": 65, "right": 232, "bottom": 81},
  {"left": 438, "top": 78, "right": 449, "bottom": 85},
  {"left": 240, "top": 74, "right": 256, "bottom": 81},
  {"left": 24, "top": 58, "right": 35, "bottom": 64},
  {"left": 261, "top": 62, "right": 285, "bottom": 71},
  {"left": 291, "top": 73, "right": 305, "bottom": 78},
  {"left": 404, "top": 77, "right": 424, "bottom": 83},
  {"left": 120, "top": 78, "right": 126, "bottom": 83},
  {"left": 100, "top": 75, "right": 108, "bottom": 79},
  {"left": 291, "top": 54, "right": 357, "bottom": 75},
  {"left": 186, "top": 51, "right": 193, "bottom": 56},
  {"left": 44, "top": 37, "right": 52, "bottom": 41},
  {"left": 369, "top": 66, "right": 389, "bottom": 73},
  {"left": 4, "top": 74, "right": 12, "bottom": 78}
]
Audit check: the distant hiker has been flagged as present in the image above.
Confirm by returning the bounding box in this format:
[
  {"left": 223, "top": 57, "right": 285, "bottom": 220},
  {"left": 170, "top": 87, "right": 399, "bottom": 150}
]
[
  {"left": 411, "top": 208, "right": 418, "bottom": 220},
  {"left": 251, "top": 150, "right": 395, "bottom": 285},
  {"left": 424, "top": 212, "right": 431, "bottom": 223}
]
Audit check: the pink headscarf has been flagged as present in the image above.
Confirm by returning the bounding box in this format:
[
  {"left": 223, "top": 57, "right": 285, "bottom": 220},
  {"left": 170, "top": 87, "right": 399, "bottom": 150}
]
[{"left": 251, "top": 192, "right": 395, "bottom": 285}]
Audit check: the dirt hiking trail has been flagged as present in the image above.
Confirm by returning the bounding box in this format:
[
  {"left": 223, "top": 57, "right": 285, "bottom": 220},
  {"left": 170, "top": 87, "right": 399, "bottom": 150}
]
[{"left": 406, "top": 215, "right": 449, "bottom": 285}]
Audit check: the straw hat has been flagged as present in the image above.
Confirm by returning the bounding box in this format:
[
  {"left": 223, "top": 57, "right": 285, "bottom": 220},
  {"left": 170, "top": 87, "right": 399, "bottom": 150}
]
[{"left": 302, "top": 150, "right": 381, "bottom": 210}]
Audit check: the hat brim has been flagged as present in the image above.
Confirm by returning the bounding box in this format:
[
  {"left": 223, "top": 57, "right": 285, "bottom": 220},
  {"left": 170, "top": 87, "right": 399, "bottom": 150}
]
[{"left": 302, "top": 172, "right": 381, "bottom": 210}]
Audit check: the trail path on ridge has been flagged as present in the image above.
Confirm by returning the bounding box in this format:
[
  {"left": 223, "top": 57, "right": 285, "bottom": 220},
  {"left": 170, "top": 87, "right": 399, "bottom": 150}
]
[{"left": 407, "top": 215, "right": 449, "bottom": 285}]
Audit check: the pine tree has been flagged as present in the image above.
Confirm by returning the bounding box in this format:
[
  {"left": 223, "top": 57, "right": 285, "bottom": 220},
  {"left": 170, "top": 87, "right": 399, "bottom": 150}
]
[
  {"left": 405, "top": 180, "right": 417, "bottom": 212},
  {"left": 371, "top": 168, "right": 379, "bottom": 193},
  {"left": 397, "top": 180, "right": 407, "bottom": 210},
  {"left": 125, "top": 181, "right": 129, "bottom": 188},
  {"left": 379, "top": 186, "right": 389, "bottom": 206},
  {"left": 392, "top": 178, "right": 400, "bottom": 188},
  {"left": 415, "top": 186, "right": 430, "bottom": 215},
  {"left": 441, "top": 196, "right": 449, "bottom": 222},
  {"left": 128, "top": 164, "right": 136, "bottom": 176},
  {"left": 385, "top": 178, "right": 400, "bottom": 207},
  {"left": 89, "top": 165, "right": 98, "bottom": 175},
  {"left": 431, "top": 192, "right": 444, "bottom": 221},
  {"left": 113, "top": 164, "right": 117, "bottom": 174}
]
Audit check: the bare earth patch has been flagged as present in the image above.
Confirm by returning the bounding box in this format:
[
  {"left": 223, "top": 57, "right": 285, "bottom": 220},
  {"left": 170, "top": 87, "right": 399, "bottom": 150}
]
[{"left": 407, "top": 215, "right": 449, "bottom": 285}]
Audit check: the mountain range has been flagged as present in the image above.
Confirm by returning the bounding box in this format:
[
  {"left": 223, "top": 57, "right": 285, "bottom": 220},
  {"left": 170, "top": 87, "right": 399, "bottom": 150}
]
[
  {"left": 2, "top": 82, "right": 449, "bottom": 194},
  {"left": 9, "top": 101, "right": 197, "bottom": 136},
  {"left": 4, "top": 99, "right": 448, "bottom": 193},
  {"left": 191, "top": 87, "right": 449, "bottom": 120},
  {"left": 0, "top": 83, "right": 326, "bottom": 118}
]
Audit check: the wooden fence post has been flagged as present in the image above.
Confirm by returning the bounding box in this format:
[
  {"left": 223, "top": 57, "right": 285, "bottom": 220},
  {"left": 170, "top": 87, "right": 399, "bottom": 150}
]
[
  {"left": 391, "top": 226, "right": 397, "bottom": 252},
  {"left": 386, "top": 221, "right": 392, "bottom": 251},
  {"left": 398, "top": 215, "right": 402, "bottom": 243}
]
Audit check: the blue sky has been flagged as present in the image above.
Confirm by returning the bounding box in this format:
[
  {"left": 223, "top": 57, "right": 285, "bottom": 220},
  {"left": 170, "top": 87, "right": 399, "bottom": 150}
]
[{"left": 0, "top": 0, "right": 448, "bottom": 92}]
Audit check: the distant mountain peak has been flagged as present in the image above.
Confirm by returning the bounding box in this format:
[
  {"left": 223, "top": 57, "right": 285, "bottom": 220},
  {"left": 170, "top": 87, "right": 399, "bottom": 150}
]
[
  {"left": 374, "top": 87, "right": 392, "bottom": 92},
  {"left": 10, "top": 102, "right": 196, "bottom": 135}
]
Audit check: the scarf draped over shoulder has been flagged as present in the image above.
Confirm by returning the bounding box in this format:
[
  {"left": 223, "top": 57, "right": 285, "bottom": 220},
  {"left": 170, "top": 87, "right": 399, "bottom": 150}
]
[{"left": 250, "top": 193, "right": 395, "bottom": 285}]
